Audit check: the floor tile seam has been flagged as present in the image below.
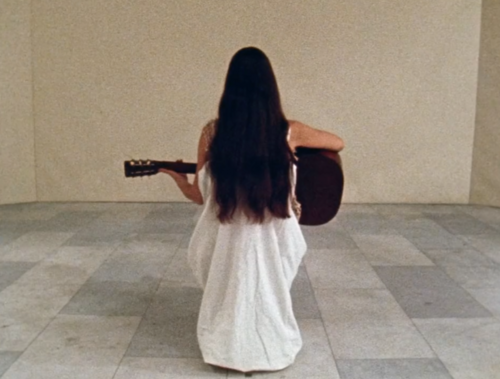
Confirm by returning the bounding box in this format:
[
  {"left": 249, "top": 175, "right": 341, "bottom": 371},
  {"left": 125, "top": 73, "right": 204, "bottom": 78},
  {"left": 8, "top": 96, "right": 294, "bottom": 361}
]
[
  {"left": 309, "top": 284, "right": 389, "bottom": 291},
  {"left": 49, "top": 244, "right": 125, "bottom": 315},
  {"left": 424, "top": 252, "right": 500, "bottom": 270},
  {"left": 1, "top": 307, "right": 64, "bottom": 377},
  {"left": 462, "top": 287, "right": 500, "bottom": 320},
  {"left": 374, "top": 264, "right": 497, "bottom": 319},
  {"left": 303, "top": 264, "right": 342, "bottom": 377},
  {"left": 456, "top": 206, "right": 500, "bottom": 228},
  {"left": 0, "top": 232, "right": 75, "bottom": 258},
  {"left": 156, "top": 233, "right": 189, "bottom": 286},
  {"left": 346, "top": 234, "right": 434, "bottom": 266},
  {"left": 118, "top": 234, "right": 186, "bottom": 363},
  {"left": 455, "top": 235, "right": 500, "bottom": 264},
  {"left": 0, "top": 245, "right": 83, "bottom": 288},
  {"left": 109, "top": 267, "right": 171, "bottom": 378},
  {"left": 32, "top": 212, "right": 103, "bottom": 233},
  {"left": 353, "top": 271, "right": 444, "bottom": 361},
  {"left": 435, "top": 258, "right": 500, "bottom": 309},
  {"left": 109, "top": 321, "right": 144, "bottom": 379},
  {"left": 409, "top": 316, "right": 500, "bottom": 376}
]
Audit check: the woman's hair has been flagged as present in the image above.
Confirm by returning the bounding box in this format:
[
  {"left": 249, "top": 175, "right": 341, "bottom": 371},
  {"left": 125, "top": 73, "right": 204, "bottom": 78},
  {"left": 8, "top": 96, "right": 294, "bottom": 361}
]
[{"left": 208, "top": 46, "right": 296, "bottom": 223}]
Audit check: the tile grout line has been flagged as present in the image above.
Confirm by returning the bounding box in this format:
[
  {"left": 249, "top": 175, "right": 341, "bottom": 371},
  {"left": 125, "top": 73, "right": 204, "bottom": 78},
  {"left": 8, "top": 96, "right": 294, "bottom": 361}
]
[
  {"left": 110, "top": 224, "right": 199, "bottom": 379},
  {"left": 303, "top": 263, "right": 343, "bottom": 379},
  {"left": 371, "top": 265, "right": 458, "bottom": 378}
]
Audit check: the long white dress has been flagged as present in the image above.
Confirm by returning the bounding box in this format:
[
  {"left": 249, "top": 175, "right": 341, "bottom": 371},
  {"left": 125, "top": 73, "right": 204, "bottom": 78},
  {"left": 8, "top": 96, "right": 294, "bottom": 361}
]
[{"left": 187, "top": 160, "right": 307, "bottom": 372}]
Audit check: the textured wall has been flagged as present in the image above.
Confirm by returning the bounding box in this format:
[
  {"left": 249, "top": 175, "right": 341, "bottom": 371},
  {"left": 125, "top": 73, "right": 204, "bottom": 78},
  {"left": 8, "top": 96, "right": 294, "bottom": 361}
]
[
  {"left": 31, "top": 0, "right": 481, "bottom": 203},
  {"left": 0, "top": 0, "right": 36, "bottom": 205},
  {"left": 471, "top": 0, "right": 500, "bottom": 207}
]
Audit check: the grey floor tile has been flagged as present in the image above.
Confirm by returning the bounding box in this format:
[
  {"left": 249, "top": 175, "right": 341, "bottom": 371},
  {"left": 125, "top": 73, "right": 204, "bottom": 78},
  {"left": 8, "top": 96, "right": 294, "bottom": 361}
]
[
  {"left": 162, "top": 249, "right": 199, "bottom": 287},
  {"left": 336, "top": 212, "right": 399, "bottom": 235},
  {"left": 338, "top": 204, "right": 379, "bottom": 214},
  {"left": 388, "top": 217, "right": 468, "bottom": 249},
  {"left": 89, "top": 244, "right": 176, "bottom": 283},
  {"left": 461, "top": 234, "right": 500, "bottom": 264},
  {"left": 426, "top": 213, "right": 498, "bottom": 235},
  {"left": 424, "top": 248, "right": 500, "bottom": 289},
  {"left": 0, "top": 231, "right": 25, "bottom": 248},
  {"left": 0, "top": 351, "right": 21, "bottom": 377},
  {"left": 290, "top": 266, "right": 321, "bottom": 319},
  {"left": 385, "top": 217, "right": 444, "bottom": 237},
  {"left": 0, "top": 220, "right": 41, "bottom": 234},
  {"left": 0, "top": 262, "right": 36, "bottom": 291},
  {"left": 466, "top": 287, "right": 500, "bottom": 318},
  {"left": 126, "top": 286, "right": 203, "bottom": 359},
  {"left": 0, "top": 221, "right": 42, "bottom": 247},
  {"left": 147, "top": 286, "right": 203, "bottom": 319},
  {"left": 0, "top": 203, "right": 61, "bottom": 222},
  {"left": 114, "top": 357, "right": 228, "bottom": 378},
  {"left": 374, "top": 266, "right": 492, "bottom": 318},
  {"left": 306, "top": 249, "right": 385, "bottom": 289},
  {"left": 423, "top": 247, "right": 497, "bottom": 268},
  {"left": 126, "top": 315, "right": 201, "bottom": 359},
  {"left": 60, "top": 280, "right": 159, "bottom": 316},
  {"left": 315, "top": 288, "right": 434, "bottom": 359},
  {"left": 0, "top": 231, "right": 75, "bottom": 262},
  {"left": 137, "top": 220, "right": 195, "bottom": 234},
  {"left": 403, "top": 231, "right": 468, "bottom": 250},
  {"left": 336, "top": 358, "right": 453, "bottom": 379},
  {"left": 461, "top": 205, "right": 500, "bottom": 225},
  {"left": 300, "top": 227, "right": 358, "bottom": 249},
  {"left": 147, "top": 203, "right": 199, "bottom": 217},
  {"left": 1, "top": 315, "right": 140, "bottom": 379},
  {"left": 409, "top": 204, "right": 469, "bottom": 214},
  {"left": 323, "top": 320, "right": 435, "bottom": 359},
  {"left": 439, "top": 263, "right": 500, "bottom": 290},
  {"left": 414, "top": 318, "right": 500, "bottom": 379},
  {"left": 36, "top": 211, "right": 103, "bottom": 232},
  {"left": 351, "top": 234, "right": 434, "bottom": 266},
  {"left": 371, "top": 204, "right": 425, "bottom": 216},
  {"left": 314, "top": 288, "right": 412, "bottom": 325},
  {"left": 123, "top": 232, "right": 185, "bottom": 245},
  {"left": 63, "top": 219, "right": 141, "bottom": 246}
]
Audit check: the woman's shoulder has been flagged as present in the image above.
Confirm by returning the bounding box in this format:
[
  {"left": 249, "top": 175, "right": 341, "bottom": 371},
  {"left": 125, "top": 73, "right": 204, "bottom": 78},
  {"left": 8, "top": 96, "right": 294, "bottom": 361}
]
[
  {"left": 286, "top": 120, "right": 305, "bottom": 150},
  {"left": 202, "top": 118, "right": 217, "bottom": 133},
  {"left": 201, "top": 119, "right": 217, "bottom": 145}
]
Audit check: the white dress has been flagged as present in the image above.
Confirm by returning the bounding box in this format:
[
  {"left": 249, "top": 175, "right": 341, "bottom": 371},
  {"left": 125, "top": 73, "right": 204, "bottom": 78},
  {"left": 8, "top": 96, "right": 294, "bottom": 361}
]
[{"left": 187, "top": 159, "right": 307, "bottom": 372}]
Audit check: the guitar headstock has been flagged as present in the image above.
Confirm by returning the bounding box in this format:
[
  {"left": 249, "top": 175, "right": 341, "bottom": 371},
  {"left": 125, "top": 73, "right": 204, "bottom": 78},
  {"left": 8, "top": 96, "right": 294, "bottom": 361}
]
[{"left": 124, "top": 160, "right": 158, "bottom": 177}]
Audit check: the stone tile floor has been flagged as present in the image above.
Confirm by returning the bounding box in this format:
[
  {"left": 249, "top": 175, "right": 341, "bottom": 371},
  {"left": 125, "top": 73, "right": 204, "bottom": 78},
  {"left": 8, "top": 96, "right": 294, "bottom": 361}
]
[{"left": 0, "top": 202, "right": 499, "bottom": 378}]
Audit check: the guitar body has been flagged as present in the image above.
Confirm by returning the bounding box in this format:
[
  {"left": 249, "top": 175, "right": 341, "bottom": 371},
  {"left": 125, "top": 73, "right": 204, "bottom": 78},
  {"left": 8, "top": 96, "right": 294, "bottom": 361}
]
[
  {"left": 294, "top": 148, "right": 344, "bottom": 225},
  {"left": 124, "top": 149, "right": 344, "bottom": 226}
]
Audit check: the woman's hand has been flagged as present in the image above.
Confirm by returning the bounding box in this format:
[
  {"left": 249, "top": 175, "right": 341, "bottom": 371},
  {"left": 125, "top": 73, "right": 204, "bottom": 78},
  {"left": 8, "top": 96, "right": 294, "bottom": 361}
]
[
  {"left": 158, "top": 167, "right": 203, "bottom": 205},
  {"left": 158, "top": 168, "right": 189, "bottom": 184}
]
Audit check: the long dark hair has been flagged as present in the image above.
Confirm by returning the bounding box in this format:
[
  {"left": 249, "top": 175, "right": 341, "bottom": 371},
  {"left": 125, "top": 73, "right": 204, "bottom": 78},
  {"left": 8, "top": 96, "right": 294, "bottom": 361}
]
[{"left": 208, "top": 47, "right": 296, "bottom": 223}]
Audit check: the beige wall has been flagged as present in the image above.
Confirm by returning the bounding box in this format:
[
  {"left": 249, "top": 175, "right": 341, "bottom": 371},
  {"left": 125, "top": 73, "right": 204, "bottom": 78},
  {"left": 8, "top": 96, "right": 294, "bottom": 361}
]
[
  {"left": 470, "top": 0, "right": 500, "bottom": 207},
  {"left": 28, "top": 1, "right": 481, "bottom": 203},
  {"left": 0, "top": 0, "right": 36, "bottom": 205}
]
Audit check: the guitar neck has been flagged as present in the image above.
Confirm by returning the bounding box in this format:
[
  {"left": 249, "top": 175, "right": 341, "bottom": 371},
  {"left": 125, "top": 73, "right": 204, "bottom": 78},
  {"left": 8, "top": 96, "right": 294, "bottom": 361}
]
[{"left": 153, "top": 161, "right": 197, "bottom": 174}]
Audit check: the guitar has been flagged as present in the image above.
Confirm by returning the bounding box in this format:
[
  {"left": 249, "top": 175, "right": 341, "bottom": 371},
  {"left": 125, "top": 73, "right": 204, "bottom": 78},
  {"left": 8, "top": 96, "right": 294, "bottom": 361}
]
[{"left": 124, "top": 148, "right": 344, "bottom": 226}]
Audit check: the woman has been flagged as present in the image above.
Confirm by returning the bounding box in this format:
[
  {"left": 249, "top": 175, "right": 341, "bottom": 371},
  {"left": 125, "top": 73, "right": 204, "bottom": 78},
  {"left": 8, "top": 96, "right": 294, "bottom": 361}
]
[{"left": 161, "top": 47, "right": 344, "bottom": 372}]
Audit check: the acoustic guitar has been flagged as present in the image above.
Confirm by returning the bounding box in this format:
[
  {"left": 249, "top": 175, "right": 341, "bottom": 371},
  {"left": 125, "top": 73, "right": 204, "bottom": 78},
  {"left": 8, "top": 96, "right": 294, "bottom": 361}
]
[{"left": 124, "top": 148, "right": 344, "bottom": 226}]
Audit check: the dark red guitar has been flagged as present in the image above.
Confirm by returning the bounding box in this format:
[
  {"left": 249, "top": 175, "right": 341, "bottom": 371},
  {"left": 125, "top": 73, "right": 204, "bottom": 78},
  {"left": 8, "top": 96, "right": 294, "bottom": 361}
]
[{"left": 124, "top": 148, "right": 343, "bottom": 226}]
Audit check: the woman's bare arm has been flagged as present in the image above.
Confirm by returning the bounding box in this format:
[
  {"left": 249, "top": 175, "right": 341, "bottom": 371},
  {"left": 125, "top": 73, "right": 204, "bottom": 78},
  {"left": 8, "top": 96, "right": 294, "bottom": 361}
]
[
  {"left": 158, "top": 124, "right": 210, "bottom": 205},
  {"left": 288, "top": 120, "right": 344, "bottom": 152}
]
